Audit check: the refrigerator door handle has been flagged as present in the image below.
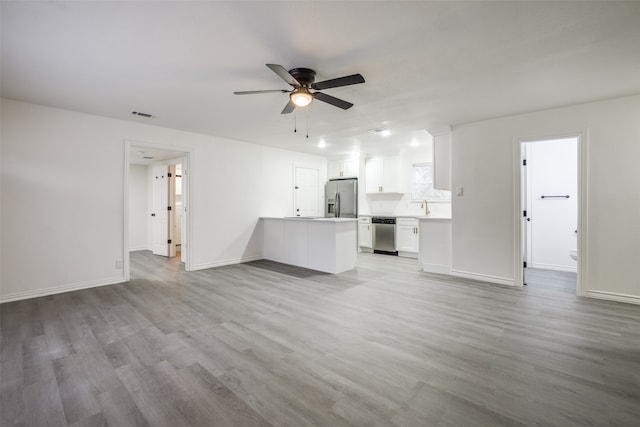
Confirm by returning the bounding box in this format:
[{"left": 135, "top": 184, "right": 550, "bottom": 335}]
[{"left": 336, "top": 192, "right": 341, "bottom": 217}]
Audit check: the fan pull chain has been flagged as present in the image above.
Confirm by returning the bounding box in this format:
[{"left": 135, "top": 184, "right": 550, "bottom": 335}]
[
  {"left": 306, "top": 109, "right": 309, "bottom": 139},
  {"left": 294, "top": 110, "right": 297, "bottom": 133}
]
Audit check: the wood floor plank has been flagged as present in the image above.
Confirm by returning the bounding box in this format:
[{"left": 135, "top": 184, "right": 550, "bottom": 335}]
[
  {"left": 52, "top": 354, "right": 102, "bottom": 424},
  {"left": 22, "top": 378, "right": 67, "bottom": 427},
  {"left": 1, "top": 250, "right": 639, "bottom": 426}
]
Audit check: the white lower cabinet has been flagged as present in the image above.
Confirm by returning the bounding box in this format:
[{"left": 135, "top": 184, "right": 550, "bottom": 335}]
[
  {"left": 396, "top": 218, "right": 419, "bottom": 258},
  {"left": 358, "top": 217, "right": 372, "bottom": 248}
]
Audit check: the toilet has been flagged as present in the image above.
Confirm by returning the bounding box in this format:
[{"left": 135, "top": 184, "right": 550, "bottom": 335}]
[{"left": 569, "top": 249, "right": 577, "bottom": 261}]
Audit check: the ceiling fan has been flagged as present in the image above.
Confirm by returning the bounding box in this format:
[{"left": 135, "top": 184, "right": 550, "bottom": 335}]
[{"left": 234, "top": 64, "right": 365, "bottom": 114}]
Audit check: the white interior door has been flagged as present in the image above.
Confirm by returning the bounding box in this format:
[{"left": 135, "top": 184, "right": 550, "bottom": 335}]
[
  {"left": 168, "top": 164, "right": 176, "bottom": 258},
  {"left": 294, "top": 167, "right": 319, "bottom": 217},
  {"left": 526, "top": 138, "right": 578, "bottom": 272},
  {"left": 152, "top": 164, "right": 170, "bottom": 256}
]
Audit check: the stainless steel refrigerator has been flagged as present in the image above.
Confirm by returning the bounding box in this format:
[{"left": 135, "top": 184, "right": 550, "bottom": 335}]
[{"left": 325, "top": 178, "right": 357, "bottom": 218}]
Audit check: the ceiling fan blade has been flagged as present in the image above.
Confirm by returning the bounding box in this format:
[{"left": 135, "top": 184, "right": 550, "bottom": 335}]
[
  {"left": 281, "top": 100, "right": 296, "bottom": 114},
  {"left": 313, "top": 92, "right": 354, "bottom": 110},
  {"left": 266, "top": 64, "right": 301, "bottom": 87},
  {"left": 311, "top": 74, "right": 365, "bottom": 90},
  {"left": 233, "top": 89, "right": 289, "bottom": 95}
]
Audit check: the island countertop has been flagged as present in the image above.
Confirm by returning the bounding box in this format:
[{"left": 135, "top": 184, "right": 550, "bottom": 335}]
[{"left": 260, "top": 216, "right": 358, "bottom": 222}]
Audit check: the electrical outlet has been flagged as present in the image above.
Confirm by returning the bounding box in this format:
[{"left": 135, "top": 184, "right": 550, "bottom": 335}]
[
  {"left": 455, "top": 187, "right": 464, "bottom": 196},
  {"left": 115, "top": 260, "right": 123, "bottom": 269}
]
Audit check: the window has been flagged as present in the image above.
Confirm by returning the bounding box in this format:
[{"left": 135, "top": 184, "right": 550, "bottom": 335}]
[{"left": 411, "top": 163, "right": 451, "bottom": 202}]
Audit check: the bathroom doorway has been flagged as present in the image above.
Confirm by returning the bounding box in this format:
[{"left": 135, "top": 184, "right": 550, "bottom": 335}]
[{"left": 519, "top": 136, "right": 580, "bottom": 294}]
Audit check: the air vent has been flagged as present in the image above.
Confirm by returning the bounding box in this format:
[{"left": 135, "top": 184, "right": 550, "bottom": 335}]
[
  {"left": 142, "top": 156, "right": 154, "bottom": 160},
  {"left": 131, "top": 111, "right": 154, "bottom": 118}
]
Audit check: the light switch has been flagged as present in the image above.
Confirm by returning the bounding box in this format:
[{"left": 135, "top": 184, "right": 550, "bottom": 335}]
[{"left": 455, "top": 187, "right": 464, "bottom": 196}]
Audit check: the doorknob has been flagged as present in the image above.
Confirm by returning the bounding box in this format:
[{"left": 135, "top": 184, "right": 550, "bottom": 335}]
[{"left": 151, "top": 213, "right": 156, "bottom": 217}]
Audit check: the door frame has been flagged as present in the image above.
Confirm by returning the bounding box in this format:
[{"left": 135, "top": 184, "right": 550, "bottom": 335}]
[
  {"left": 513, "top": 131, "right": 588, "bottom": 296},
  {"left": 123, "top": 139, "right": 194, "bottom": 280}
]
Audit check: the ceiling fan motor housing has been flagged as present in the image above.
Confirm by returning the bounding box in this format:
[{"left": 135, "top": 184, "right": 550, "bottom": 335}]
[{"left": 289, "top": 68, "right": 316, "bottom": 86}]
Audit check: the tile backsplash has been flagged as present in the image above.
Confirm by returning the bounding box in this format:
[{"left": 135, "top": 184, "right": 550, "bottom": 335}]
[{"left": 363, "top": 193, "right": 451, "bottom": 217}]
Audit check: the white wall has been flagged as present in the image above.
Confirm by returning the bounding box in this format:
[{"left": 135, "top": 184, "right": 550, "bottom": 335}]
[
  {"left": 129, "top": 164, "right": 149, "bottom": 251},
  {"left": 0, "top": 99, "right": 327, "bottom": 302},
  {"left": 452, "top": 94, "right": 640, "bottom": 304}
]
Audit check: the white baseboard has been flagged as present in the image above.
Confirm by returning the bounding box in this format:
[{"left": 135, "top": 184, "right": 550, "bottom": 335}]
[
  {"left": 0, "top": 275, "right": 126, "bottom": 304},
  {"left": 530, "top": 262, "right": 577, "bottom": 273},
  {"left": 129, "top": 245, "right": 149, "bottom": 252},
  {"left": 191, "top": 255, "right": 263, "bottom": 271},
  {"left": 586, "top": 290, "right": 640, "bottom": 306},
  {"left": 398, "top": 251, "right": 418, "bottom": 259},
  {"left": 450, "top": 269, "right": 516, "bottom": 287},
  {"left": 422, "top": 263, "right": 451, "bottom": 275}
]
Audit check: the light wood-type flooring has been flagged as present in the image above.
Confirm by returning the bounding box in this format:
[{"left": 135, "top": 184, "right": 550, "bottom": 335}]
[{"left": 1, "top": 251, "right": 639, "bottom": 426}]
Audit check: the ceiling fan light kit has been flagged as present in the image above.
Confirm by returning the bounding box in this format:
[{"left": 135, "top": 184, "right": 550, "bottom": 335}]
[
  {"left": 290, "top": 88, "right": 313, "bottom": 107},
  {"left": 234, "top": 64, "right": 365, "bottom": 114}
]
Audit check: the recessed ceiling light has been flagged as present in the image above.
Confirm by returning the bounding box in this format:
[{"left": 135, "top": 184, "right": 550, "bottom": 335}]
[
  {"left": 411, "top": 140, "right": 419, "bottom": 147},
  {"left": 318, "top": 139, "right": 326, "bottom": 148},
  {"left": 368, "top": 127, "right": 391, "bottom": 136}
]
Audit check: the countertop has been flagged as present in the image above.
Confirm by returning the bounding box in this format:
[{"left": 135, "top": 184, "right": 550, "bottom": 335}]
[
  {"left": 260, "top": 217, "right": 358, "bottom": 223},
  {"left": 358, "top": 214, "right": 451, "bottom": 220}
]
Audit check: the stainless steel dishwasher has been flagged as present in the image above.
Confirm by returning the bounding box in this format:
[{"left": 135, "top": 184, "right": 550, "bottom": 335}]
[{"left": 372, "top": 217, "right": 398, "bottom": 255}]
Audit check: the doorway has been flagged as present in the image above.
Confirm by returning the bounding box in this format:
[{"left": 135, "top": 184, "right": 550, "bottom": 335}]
[
  {"left": 519, "top": 136, "right": 580, "bottom": 294},
  {"left": 124, "top": 141, "right": 192, "bottom": 280}
]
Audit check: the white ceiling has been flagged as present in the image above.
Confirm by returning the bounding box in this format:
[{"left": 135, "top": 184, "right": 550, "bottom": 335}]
[{"left": 2, "top": 1, "right": 640, "bottom": 157}]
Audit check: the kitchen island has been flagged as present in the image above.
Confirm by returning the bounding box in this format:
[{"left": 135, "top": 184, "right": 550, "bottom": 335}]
[{"left": 261, "top": 217, "right": 358, "bottom": 274}]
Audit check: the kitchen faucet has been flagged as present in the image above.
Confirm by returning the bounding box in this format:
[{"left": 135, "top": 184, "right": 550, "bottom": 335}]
[{"left": 421, "top": 199, "right": 430, "bottom": 215}]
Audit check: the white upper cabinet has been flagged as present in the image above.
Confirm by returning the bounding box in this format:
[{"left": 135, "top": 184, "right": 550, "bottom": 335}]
[
  {"left": 342, "top": 158, "right": 358, "bottom": 178},
  {"left": 329, "top": 161, "right": 342, "bottom": 179},
  {"left": 365, "top": 158, "right": 382, "bottom": 193},
  {"left": 433, "top": 133, "right": 451, "bottom": 190},
  {"left": 329, "top": 158, "right": 358, "bottom": 179},
  {"left": 365, "top": 156, "right": 399, "bottom": 193},
  {"left": 382, "top": 157, "right": 398, "bottom": 192}
]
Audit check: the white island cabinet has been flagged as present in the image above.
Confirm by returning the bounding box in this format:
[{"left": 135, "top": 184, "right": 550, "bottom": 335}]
[{"left": 262, "top": 217, "right": 358, "bottom": 274}]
